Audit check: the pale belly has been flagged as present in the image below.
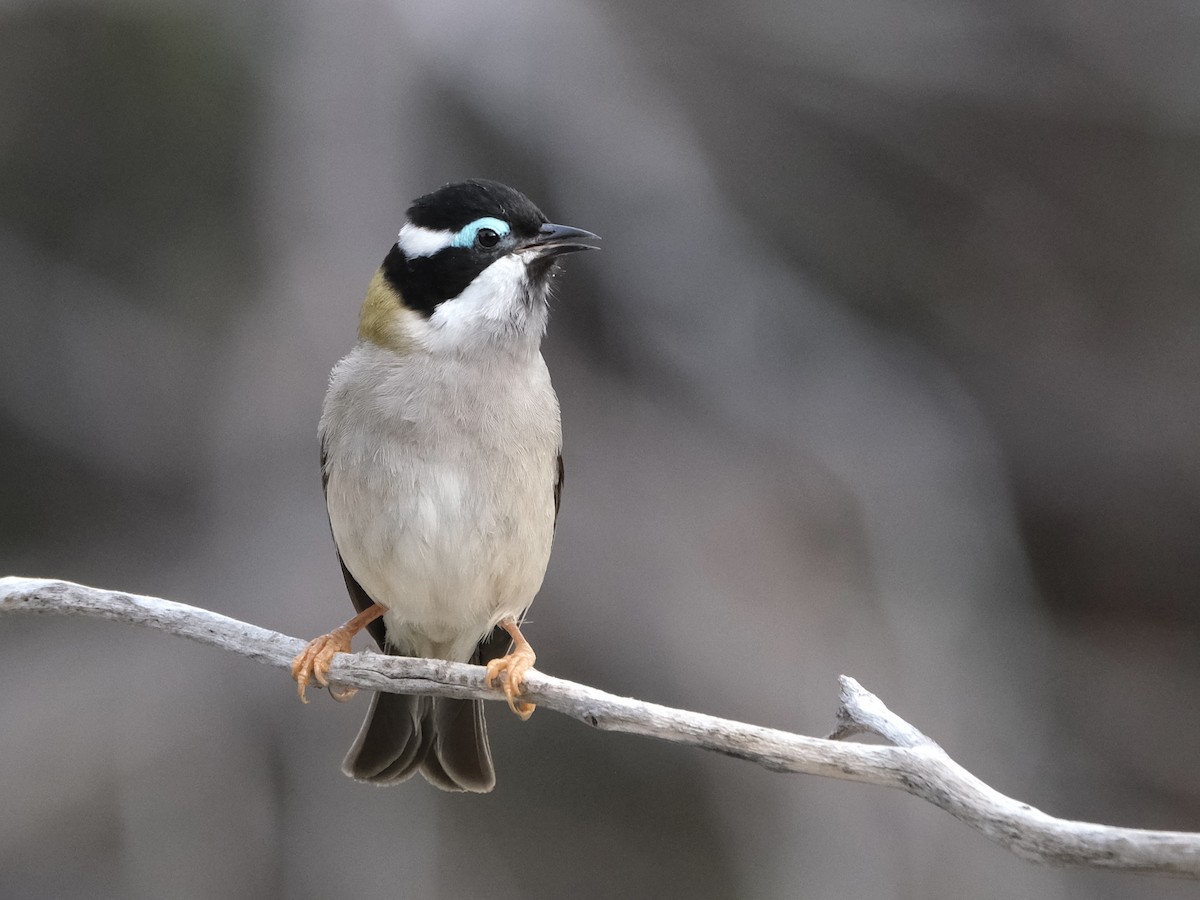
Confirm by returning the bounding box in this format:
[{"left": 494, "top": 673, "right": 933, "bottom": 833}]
[{"left": 325, "top": 451, "right": 556, "bottom": 662}]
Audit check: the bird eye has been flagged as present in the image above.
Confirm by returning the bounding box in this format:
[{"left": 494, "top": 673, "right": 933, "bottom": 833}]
[{"left": 452, "top": 217, "right": 511, "bottom": 251}]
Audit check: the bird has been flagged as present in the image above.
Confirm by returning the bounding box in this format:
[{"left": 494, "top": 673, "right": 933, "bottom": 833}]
[{"left": 290, "top": 179, "right": 597, "bottom": 792}]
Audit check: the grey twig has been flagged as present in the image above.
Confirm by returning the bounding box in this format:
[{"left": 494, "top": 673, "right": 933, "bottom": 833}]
[{"left": 2, "top": 575, "right": 1197, "bottom": 878}]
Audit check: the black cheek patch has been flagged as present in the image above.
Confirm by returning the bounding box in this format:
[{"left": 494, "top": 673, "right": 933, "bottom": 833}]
[{"left": 381, "top": 245, "right": 490, "bottom": 317}]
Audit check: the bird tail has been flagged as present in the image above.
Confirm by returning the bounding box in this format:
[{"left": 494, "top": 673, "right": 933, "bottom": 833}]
[{"left": 341, "top": 691, "right": 495, "bottom": 792}]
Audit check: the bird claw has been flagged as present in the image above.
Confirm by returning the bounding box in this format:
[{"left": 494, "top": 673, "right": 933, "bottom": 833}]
[
  {"left": 485, "top": 648, "right": 537, "bottom": 720},
  {"left": 291, "top": 627, "right": 354, "bottom": 703},
  {"left": 327, "top": 682, "right": 359, "bottom": 702}
]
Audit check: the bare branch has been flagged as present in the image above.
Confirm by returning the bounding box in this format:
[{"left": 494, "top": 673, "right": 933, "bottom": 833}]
[{"left": 2, "top": 575, "right": 1198, "bottom": 879}]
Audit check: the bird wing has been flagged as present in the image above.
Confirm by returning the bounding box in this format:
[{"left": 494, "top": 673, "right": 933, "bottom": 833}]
[{"left": 321, "top": 437, "right": 387, "bottom": 650}]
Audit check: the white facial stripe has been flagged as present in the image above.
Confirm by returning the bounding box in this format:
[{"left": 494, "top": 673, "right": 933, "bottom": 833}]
[{"left": 397, "top": 223, "right": 455, "bottom": 258}]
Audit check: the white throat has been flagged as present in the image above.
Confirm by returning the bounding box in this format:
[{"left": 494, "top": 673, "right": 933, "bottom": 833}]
[{"left": 427, "top": 253, "right": 549, "bottom": 353}]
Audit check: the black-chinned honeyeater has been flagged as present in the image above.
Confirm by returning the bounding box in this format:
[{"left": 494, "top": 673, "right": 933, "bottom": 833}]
[{"left": 292, "top": 179, "right": 598, "bottom": 791}]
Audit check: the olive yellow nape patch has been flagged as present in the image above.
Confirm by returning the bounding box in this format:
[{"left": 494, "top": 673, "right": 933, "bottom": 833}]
[{"left": 358, "top": 270, "right": 420, "bottom": 352}]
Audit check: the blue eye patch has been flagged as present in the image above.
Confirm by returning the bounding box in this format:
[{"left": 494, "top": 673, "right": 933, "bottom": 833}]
[{"left": 452, "top": 217, "right": 511, "bottom": 248}]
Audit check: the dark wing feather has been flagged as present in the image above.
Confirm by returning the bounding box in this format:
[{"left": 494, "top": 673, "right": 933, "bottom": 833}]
[
  {"left": 320, "top": 437, "right": 331, "bottom": 495},
  {"left": 553, "top": 451, "right": 564, "bottom": 527},
  {"left": 322, "top": 435, "right": 387, "bottom": 650},
  {"left": 337, "top": 552, "right": 387, "bottom": 650}
]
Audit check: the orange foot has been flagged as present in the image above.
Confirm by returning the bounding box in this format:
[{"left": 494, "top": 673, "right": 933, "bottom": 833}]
[
  {"left": 485, "top": 616, "right": 537, "bottom": 720},
  {"left": 291, "top": 603, "right": 385, "bottom": 703}
]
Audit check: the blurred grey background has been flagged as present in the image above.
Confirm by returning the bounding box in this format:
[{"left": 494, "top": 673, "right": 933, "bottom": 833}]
[{"left": 2, "top": 0, "right": 1198, "bottom": 898}]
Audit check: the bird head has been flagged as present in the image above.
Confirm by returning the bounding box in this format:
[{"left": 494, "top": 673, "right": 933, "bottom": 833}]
[{"left": 359, "top": 179, "right": 598, "bottom": 354}]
